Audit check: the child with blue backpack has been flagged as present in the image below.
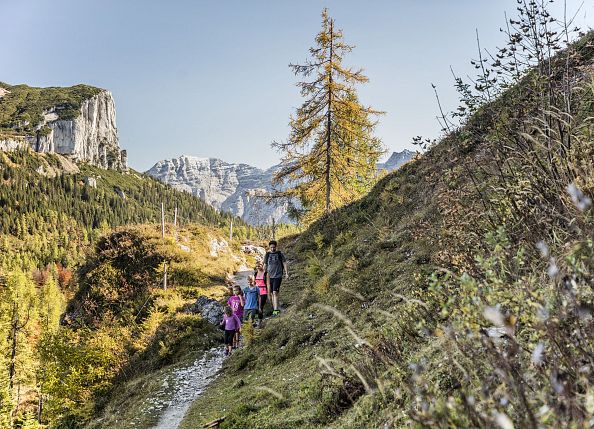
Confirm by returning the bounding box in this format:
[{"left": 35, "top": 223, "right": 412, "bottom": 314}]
[{"left": 243, "top": 275, "right": 260, "bottom": 326}]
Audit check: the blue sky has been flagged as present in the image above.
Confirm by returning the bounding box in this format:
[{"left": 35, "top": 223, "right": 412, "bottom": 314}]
[{"left": 0, "top": 0, "right": 592, "bottom": 171}]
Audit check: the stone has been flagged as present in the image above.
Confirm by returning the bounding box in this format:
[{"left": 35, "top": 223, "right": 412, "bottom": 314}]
[
  {"left": 188, "top": 296, "right": 224, "bottom": 325},
  {"left": 0, "top": 138, "right": 27, "bottom": 151},
  {"left": 1, "top": 89, "right": 126, "bottom": 170},
  {"left": 209, "top": 237, "right": 229, "bottom": 257},
  {"left": 240, "top": 244, "right": 266, "bottom": 257},
  {"left": 85, "top": 176, "right": 97, "bottom": 188},
  {"left": 377, "top": 150, "right": 416, "bottom": 171},
  {"left": 146, "top": 155, "right": 291, "bottom": 225},
  {"left": 120, "top": 149, "right": 128, "bottom": 170},
  {"left": 114, "top": 186, "right": 126, "bottom": 199},
  {"left": 31, "top": 91, "right": 122, "bottom": 168}
]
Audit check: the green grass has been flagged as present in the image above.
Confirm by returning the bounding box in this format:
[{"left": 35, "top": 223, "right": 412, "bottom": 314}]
[
  {"left": 177, "top": 31, "right": 594, "bottom": 427},
  {"left": 40, "top": 223, "right": 246, "bottom": 428},
  {"left": 85, "top": 318, "right": 222, "bottom": 429},
  {"left": 87, "top": 356, "right": 189, "bottom": 429},
  {"left": 178, "top": 152, "right": 449, "bottom": 428}
]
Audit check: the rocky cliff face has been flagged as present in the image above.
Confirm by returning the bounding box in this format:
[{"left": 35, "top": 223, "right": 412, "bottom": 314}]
[
  {"left": 147, "top": 150, "right": 415, "bottom": 225},
  {"left": 30, "top": 91, "right": 125, "bottom": 169},
  {"left": 146, "top": 156, "right": 290, "bottom": 225},
  {"left": 0, "top": 86, "right": 126, "bottom": 169},
  {"left": 0, "top": 138, "right": 27, "bottom": 151}
]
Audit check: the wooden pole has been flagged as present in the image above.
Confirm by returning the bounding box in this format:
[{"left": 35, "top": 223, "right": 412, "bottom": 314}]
[
  {"left": 272, "top": 218, "right": 276, "bottom": 240},
  {"left": 161, "top": 202, "right": 167, "bottom": 289},
  {"left": 38, "top": 389, "right": 43, "bottom": 423},
  {"left": 161, "top": 202, "right": 165, "bottom": 238},
  {"left": 229, "top": 218, "right": 233, "bottom": 242},
  {"left": 174, "top": 206, "right": 177, "bottom": 227}
]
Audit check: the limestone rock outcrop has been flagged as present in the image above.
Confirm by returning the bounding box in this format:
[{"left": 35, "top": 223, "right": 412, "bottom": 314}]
[
  {"left": 28, "top": 91, "right": 126, "bottom": 169},
  {"left": 188, "top": 296, "right": 224, "bottom": 325},
  {"left": 0, "top": 88, "right": 126, "bottom": 170},
  {"left": 377, "top": 149, "right": 415, "bottom": 171},
  {"left": 0, "top": 138, "right": 27, "bottom": 151}
]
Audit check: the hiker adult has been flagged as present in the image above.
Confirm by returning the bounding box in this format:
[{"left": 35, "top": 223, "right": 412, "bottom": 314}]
[{"left": 263, "top": 240, "right": 288, "bottom": 316}]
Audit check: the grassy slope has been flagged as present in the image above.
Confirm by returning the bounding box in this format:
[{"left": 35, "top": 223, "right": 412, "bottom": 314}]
[
  {"left": 0, "top": 149, "right": 238, "bottom": 230},
  {"left": 74, "top": 224, "right": 246, "bottom": 429},
  {"left": 180, "top": 33, "right": 594, "bottom": 429},
  {"left": 0, "top": 149, "right": 254, "bottom": 427},
  {"left": 180, "top": 142, "right": 454, "bottom": 428}
]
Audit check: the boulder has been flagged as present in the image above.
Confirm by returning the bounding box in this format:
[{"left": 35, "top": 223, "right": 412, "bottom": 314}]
[
  {"left": 85, "top": 176, "right": 97, "bottom": 188},
  {"left": 189, "top": 296, "right": 224, "bottom": 325}
]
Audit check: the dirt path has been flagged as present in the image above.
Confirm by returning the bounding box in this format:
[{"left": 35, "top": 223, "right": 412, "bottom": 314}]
[
  {"left": 233, "top": 269, "right": 252, "bottom": 288},
  {"left": 149, "top": 270, "right": 252, "bottom": 429},
  {"left": 149, "top": 348, "right": 225, "bottom": 429}
]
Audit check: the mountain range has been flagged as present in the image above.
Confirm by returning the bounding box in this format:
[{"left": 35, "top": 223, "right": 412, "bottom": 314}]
[
  {"left": 0, "top": 81, "right": 415, "bottom": 225},
  {"left": 146, "top": 150, "right": 415, "bottom": 225}
]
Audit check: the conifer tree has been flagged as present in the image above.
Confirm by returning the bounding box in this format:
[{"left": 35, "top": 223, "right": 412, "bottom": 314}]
[
  {"left": 273, "top": 8, "right": 384, "bottom": 224},
  {"left": 0, "top": 270, "right": 38, "bottom": 403}
]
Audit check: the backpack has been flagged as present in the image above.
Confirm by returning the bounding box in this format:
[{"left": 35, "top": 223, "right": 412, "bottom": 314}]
[{"left": 265, "top": 251, "right": 284, "bottom": 270}]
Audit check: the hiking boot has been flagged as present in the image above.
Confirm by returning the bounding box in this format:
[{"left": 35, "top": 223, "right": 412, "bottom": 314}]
[{"left": 272, "top": 310, "right": 280, "bottom": 316}]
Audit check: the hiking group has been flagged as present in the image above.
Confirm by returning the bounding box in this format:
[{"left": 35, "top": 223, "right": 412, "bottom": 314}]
[{"left": 220, "top": 240, "right": 288, "bottom": 356}]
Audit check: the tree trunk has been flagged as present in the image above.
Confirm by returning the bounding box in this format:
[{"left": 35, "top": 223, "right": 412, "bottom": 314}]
[
  {"left": 325, "top": 18, "right": 334, "bottom": 213},
  {"left": 9, "top": 301, "right": 18, "bottom": 390},
  {"left": 272, "top": 217, "right": 276, "bottom": 239},
  {"left": 38, "top": 390, "right": 43, "bottom": 423}
]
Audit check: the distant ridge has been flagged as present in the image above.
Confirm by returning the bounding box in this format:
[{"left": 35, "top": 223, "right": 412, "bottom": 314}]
[{"left": 377, "top": 149, "right": 416, "bottom": 171}]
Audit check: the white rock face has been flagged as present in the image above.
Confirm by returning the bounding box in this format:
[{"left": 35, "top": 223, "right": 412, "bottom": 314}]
[
  {"left": 26, "top": 91, "right": 126, "bottom": 169},
  {"left": 0, "top": 138, "right": 28, "bottom": 151},
  {"left": 209, "top": 236, "right": 230, "bottom": 257},
  {"left": 84, "top": 176, "right": 97, "bottom": 188},
  {"left": 146, "top": 156, "right": 290, "bottom": 225}
]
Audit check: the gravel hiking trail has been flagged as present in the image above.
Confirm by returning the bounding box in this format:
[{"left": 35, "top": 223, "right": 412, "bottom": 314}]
[{"left": 149, "top": 270, "right": 251, "bottom": 429}]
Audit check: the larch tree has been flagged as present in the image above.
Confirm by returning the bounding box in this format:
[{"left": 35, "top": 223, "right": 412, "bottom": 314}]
[{"left": 272, "top": 9, "right": 384, "bottom": 224}]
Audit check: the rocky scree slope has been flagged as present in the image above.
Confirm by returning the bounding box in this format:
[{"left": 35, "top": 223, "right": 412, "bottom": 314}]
[{"left": 0, "top": 82, "right": 126, "bottom": 169}]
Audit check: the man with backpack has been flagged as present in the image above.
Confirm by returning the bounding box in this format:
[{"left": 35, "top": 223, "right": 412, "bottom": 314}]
[{"left": 263, "top": 240, "right": 288, "bottom": 316}]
